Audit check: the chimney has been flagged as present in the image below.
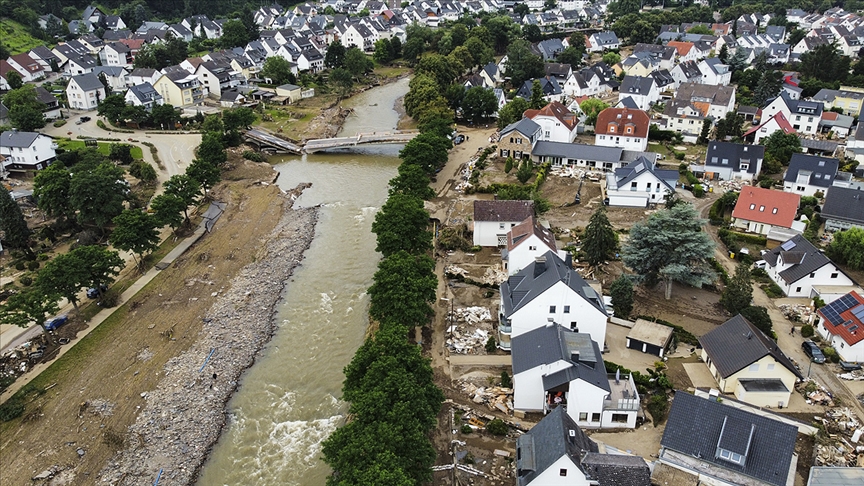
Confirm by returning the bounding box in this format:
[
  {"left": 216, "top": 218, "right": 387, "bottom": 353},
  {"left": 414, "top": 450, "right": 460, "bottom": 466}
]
[
  {"left": 571, "top": 351, "right": 580, "bottom": 362},
  {"left": 533, "top": 256, "right": 547, "bottom": 277}
]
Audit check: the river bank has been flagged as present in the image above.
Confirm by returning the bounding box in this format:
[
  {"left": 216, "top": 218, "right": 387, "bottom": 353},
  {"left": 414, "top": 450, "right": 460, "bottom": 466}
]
[{"left": 94, "top": 181, "right": 318, "bottom": 485}]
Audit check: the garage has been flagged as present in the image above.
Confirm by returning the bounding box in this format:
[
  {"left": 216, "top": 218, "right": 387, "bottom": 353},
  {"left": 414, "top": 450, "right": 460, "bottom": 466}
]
[{"left": 626, "top": 319, "right": 674, "bottom": 357}]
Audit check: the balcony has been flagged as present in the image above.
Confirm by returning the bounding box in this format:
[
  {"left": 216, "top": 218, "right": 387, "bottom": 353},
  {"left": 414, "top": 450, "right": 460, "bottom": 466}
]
[{"left": 603, "top": 373, "right": 640, "bottom": 411}]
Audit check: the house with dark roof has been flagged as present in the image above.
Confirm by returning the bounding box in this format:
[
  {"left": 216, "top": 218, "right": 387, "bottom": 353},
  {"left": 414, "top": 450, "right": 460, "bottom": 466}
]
[
  {"left": 762, "top": 92, "right": 823, "bottom": 136},
  {"left": 124, "top": 82, "right": 164, "bottom": 111},
  {"left": 663, "top": 83, "right": 736, "bottom": 141},
  {"left": 731, "top": 186, "right": 802, "bottom": 236},
  {"left": 670, "top": 59, "right": 703, "bottom": 87},
  {"left": 91, "top": 66, "right": 128, "bottom": 92},
  {"left": 588, "top": 31, "right": 619, "bottom": 52},
  {"left": 517, "top": 77, "right": 565, "bottom": 104},
  {"left": 0, "top": 130, "right": 58, "bottom": 175},
  {"left": 512, "top": 324, "right": 640, "bottom": 429},
  {"left": 782, "top": 153, "right": 841, "bottom": 197},
  {"left": 816, "top": 291, "right": 864, "bottom": 362},
  {"left": 763, "top": 235, "right": 856, "bottom": 298},
  {"left": 606, "top": 156, "right": 678, "bottom": 207},
  {"left": 34, "top": 86, "right": 61, "bottom": 120},
  {"left": 499, "top": 251, "right": 608, "bottom": 350},
  {"left": 473, "top": 200, "right": 535, "bottom": 248},
  {"left": 524, "top": 101, "right": 579, "bottom": 143},
  {"left": 66, "top": 73, "right": 106, "bottom": 110},
  {"left": 536, "top": 38, "right": 567, "bottom": 61},
  {"left": 654, "top": 391, "right": 798, "bottom": 486},
  {"left": 498, "top": 118, "right": 542, "bottom": 161},
  {"left": 699, "top": 314, "right": 803, "bottom": 407},
  {"left": 595, "top": 107, "right": 650, "bottom": 151},
  {"left": 697, "top": 141, "right": 764, "bottom": 182},
  {"left": 822, "top": 186, "right": 864, "bottom": 231},
  {"left": 617, "top": 76, "right": 659, "bottom": 111},
  {"left": 502, "top": 216, "right": 566, "bottom": 276}
]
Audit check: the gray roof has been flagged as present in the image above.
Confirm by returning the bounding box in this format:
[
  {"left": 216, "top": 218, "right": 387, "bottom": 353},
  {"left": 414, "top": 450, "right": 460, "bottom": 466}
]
[
  {"left": 675, "top": 60, "right": 702, "bottom": 80},
  {"left": 661, "top": 391, "right": 798, "bottom": 486},
  {"left": 70, "top": 73, "right": 104, "bottom": 91},
  {"left": 798, "top": 138, "right": 838, "bottom": 154},
  {"left": 474, "top": 200, "right": 534, "bottom": 222},
  {"left": 762, "top": 235, "right": 848, "bottom": 286},
  {"left": 613, "top": 156, "right": 677, "bottom": 191},
  {"left": 705, "top": 142, "right": 764, "bottom": 174},
  {"left": 501, "top": 250, "right": 607, "bottom": 317},
  {"left": 650, "top": 69, "right": 675, "bottom": 87},
  {"left": 699, "top": 314, "right": 802, "bottom": 379},
  {"left": 620, "top": 75, "right": 655, "bottom": 96},
  {"left": 129, "top": 68, "right": 158, "bottom": 77},
  {"left": 783, "top": 153, "right": 839, "bottom": 188},
  {"left": 500, "top": 117, "right": 541, "bottom": 138},
  {"left": 822, "top": 186, "right": 864, "bottom": 225},
  {"left": 537, "top": 39, "right": 566, "bottom": 61},
  {"left": 617, "top": 96, "right": 639, "bottom": 109},
  {"left": 581, "top": 453, "right": 651, "bottom": 486},
  {"left": 92, "top": 66, "right": 127, "bottom": 77},
  {"left": 808, "top": 466, "right": 864, "bottom": 486},
  {"left": 512, "top": 324, "right": 606, "bottom": 388},
  {"left": 592, "top": 31, "right": 619, "bottom": 46},
  {"left": 0, "top": 130, "right": 42, "bottom": 148},
  {"left": 532, "top": 141, "right": 623, "bottom": 163},
  {"left": 517, "top": 77, "right": 562, "bottom": 99},
  {"left": 516, "top": 406, "right": 598, "bottom": 486},
  {"left": 127, "top": 82, "right": 161, "bottom": 102}
]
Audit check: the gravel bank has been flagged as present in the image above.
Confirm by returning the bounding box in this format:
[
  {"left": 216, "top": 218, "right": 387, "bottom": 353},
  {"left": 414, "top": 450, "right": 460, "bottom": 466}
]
[{"left": 99, "top": 183, "right": 319, "bottom": 485}]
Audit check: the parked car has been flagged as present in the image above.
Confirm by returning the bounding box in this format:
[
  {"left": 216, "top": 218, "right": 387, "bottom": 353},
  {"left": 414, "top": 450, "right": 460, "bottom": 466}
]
[
  {"left": 802, "top": 340, "right": 826, "bottom": 364},
  {"left": 840, "top": 361, "right": 862, "bottom": 371},
  {"left": 44, "top": 314, "right": 69, "bottom": 331},
  {"left": 753, "top": 260, "right": 767, "bottom": 269},
  {"left": 87, "top": 284, "right": 108, "bottom": 299},
  {"left": 80, "top": 116, "right": 91, "bottom": 122},
  {"left": 453, "top": 134, "right": 465, "bottom": 145}
]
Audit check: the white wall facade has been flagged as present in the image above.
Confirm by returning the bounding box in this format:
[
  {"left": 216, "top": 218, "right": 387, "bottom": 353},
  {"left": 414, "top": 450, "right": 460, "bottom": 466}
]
[
  {"left": 66, "top": 79, "right": 104, "bottom": 110},
  {"left": 474, "top": 220, "right": 522, "bottom": 247},
  {"left": 817, "top": 321, "right": 864, "bottom": 362},
  {"left": 514, "top": 359, "right": 572, "bottom": 411},
  {"left": 505, "top": 236, "right": 557, "bottom": 275},
  {"left": 531, "top": 115, "right": 577, "bottom": 143},
  {"left": 768, "top": 260, "right": 854, "bottom": 298},
  {"left": 595, "top": 133, "right": 648, "bottom": 151},
  {"left": 528, "top": 456, "right": 592, "bottom": 486},
  {"left": 0, "top": 133, "right": 57, "bottom": 169}
]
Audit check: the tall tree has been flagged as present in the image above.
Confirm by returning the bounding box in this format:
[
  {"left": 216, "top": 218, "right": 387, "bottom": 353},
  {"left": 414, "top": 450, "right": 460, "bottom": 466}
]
[
  {"left": 37, "top": 252, "right": 89, "bottom": 314},
  {"left": 0, "top": 184, "right": 32, "bottom": 254},
  {"left": 261, "top": 56, "right": 296, "bottom": 85},
  {"left": 763, "top": 130, "right": 801, "bottom": 167},
  {"left": 222, "top": 107, "right": 256, "bottom": 131},
  {"left": 150, "top": 193, "right": 186, "bottom": 233},
  {"left": 109, "top": 209, "right": 160, "bottom": 268},
  {"left": 461, "top": 86, "right": 498, "bottom": 122},
  {"left": 580, "top": 98, "right": 609, "bottom": 127},
  {"left": 33, "top": 162, "right": 73, "bottom": 220},
  {"left": 371, "top": 194, "right": 432, "bottom": 257},
  {"left": 0, "top": 287, "right": 60, "bottom": 340},
  {"left": 720, "top": 264, "right": 753, "bottom": 315},
  {"left": 368, "top": 251, "right": 437, "bottom": 327},
  {"left": 325, "top": 40, "right": 346, "bottom": 68},
  {"left": 623, "top": 203, "right": 715, "bottom": 299},
  {"left": 388, "top": 163, "right": 435, "bottom": 200},
  {"left": 828, "top": 227, "right": 864, "bottom": 270},
  {"left": 582, "top": 206, "right": 618, "bottom": 267},
  {"left": 5, "top": 70, "right": 23, "bottom": 89},
  {"left": 505, "top": 39, "right": 544, "bottom": 88},
  {"left": 186, "top": 158, "right": 221, "bottom": 195},
  {"left": 218, "top": 19, "right": 250, "bottom": 49},
  {"left": 529, "top": 79, "right": 545, "bottom": 109},
  {"left": 71, "top": 245, "right": 123, "bottom": 295},
  {"left": 345, "top": 47, "right": 373, "bottom": 78},
  {"left": 163, "top": 174, "right": 201, "bottom": 224},
  {"left": 609, "top": 275, "right": 634, "bottom": 319},
  {"left": 496, "top": 97, "right": 530, "bottom": 130},
  {"left": 69, "top": 162, "right": 129, "bottom": 231},
  {"left": 4, "top": 85, "right": 46, "bottom": 131},
  {"left": 197, "top": 131, "right": 228, "bottom": 166}
]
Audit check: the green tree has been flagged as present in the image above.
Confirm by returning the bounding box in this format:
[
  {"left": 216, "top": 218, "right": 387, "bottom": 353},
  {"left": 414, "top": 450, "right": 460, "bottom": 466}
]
[
  {"left": 0, "top": 287, "right": 60, "bottom": 340},
  {"left": 330, "top": 67, "right": 354, "bottom": 98},
  {"left": 33, "top": 162, "right": 73, "bottom": 220},
  {"left": 506, "top": 39, "right": 544, "bottom": 89},
  {"left": 800, "top": 43, "right": 845, "bottom": 82},
  {"left": 374, "top": 38, "right": 394, "bottom": 64},
  {"left": 261, "top": 56, "right": 297, "bottom": 85},
  {"left": 415, "top": 53, "right": 457, "bottom": 90},
  {"left": 463, "top": 37, "right": 494, "bottom": 68},
  {"left": 602, "top": 52, "right": 622, "bottom": 66},
  {"left": 714, "top": 112, "right": 744, "bottom": 141},
  {"left": 324, "top": 40, "right": 346, "bottom": 69},
  {"left": 623, "top": 203, "right": 715, "bottom": 299},
  {"left": 721, "top": 264, "right": 753, "bottom": 315},
  {"left": 556, "top": 46, "right": 584, "bottom": 67},
  {"left": 763, "top": 130, "right": 801, "bottom": 167},
  {"left": 402, "top": 36, "right": 426, "bottom": 65},
  {"left": 504, "top": 157, "right": 514, "bottom": 173},
  {"left": 163, "top": 174, "right": 201, "bottom": 224},
  {"left": 368, "top": 251, "right": 437, "bottom": 327},
  {"left": 718, "top": 44, "right": 729, "bottom": 63},
  {"left": 5, "top": 70, "right": 23, "bottom": 89},
  {"left": 608, "top": 0, "right": 641, "bottom": 20},
  {"left": 109, "top": 209, "right": 159, "bottom": 268},
  {"left": 219, "top": 19, "right": 250, "bottom": 49},
  {"left": 109, "top": 144, "right": 134, "bottom": 164},
  {"left": 197, "top": 131, "right": 227, "bottom": 166},
  {"left": 0, "top": 184, "right": 32, "bottom": 254},
  {"left": 98, "top": 94, "right": 128, "bottom": 124},
  {"left": 4, "top": 85, "right": 46, "bottom": 131},
  {"left": 150, "top": 193, "right": 186, "bottom": 233},
  {"left": 399, "top": 135, "right": 449, "bottom": 174},
  {"left": 496, "top": 97, "right": 530, "bottom": 130},
  {"left": 516, "top": 160, "right": 534, "bottom": 184},
  {"left": 629, "top": 20, "right": 659, "bottom": 45},
  {"left": 828, "top": 227, "right": 864, "bottom": 270},
  {"left": 345, "top": 47, "right": 373, "bottom": 78},
  {"left": 529, "top": 79, "right": 546, "bottom": 109},
  {"left": 222, "top": 107, "right": 256, "bottom": 131},
  {"left": 371, "top": 194, "right": 432, "bottom": 257},
  {"left": 37, "top": 251, "right": 89, "bottom": 314},
  {"left": 186, "top": 158, "right": 221, "bottom": 195},
  {"left": 582, "top": 206, "right": 617, "bottom": 267},
  {"left": 609, "top": 275, "right": 634, "bottom": 319},
  {"left": 698, "top": 118, "right": 712, "bottom": 144},
  {"left": 523, "top": 24, "right": 542, "bottom": 42},
  {"left": 753, "top": 70, "right": 783, "bottom": 107},
  {"left": 389, "top": 163, "right": 435, "bottom": 200},
  {"left": 201, "top": 114, "right": 225, "bottom": 135},
  {"left": 71, "top": 245, "right": 123, "bottom": 296},
  {"left": 129, "top": 160, "right": 157, "bottom": 183},
  {"left": 150, "top": 103, "right": 179, "bottom": 130},
  {"left": 740, "top": 306, "right": 773, "bottom": 336},
  {"left": 580, "top": 98, "right": 609, "bottom": 127},
  {"left": 461, "top": 86, "right": 498, "bottom": 122},
  {"left": 69, "top": 162, "right": 129, "bottom": 231}
]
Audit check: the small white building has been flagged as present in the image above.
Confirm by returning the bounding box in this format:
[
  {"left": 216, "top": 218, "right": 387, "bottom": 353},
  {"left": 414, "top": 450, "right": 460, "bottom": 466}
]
[
  {"left": 502, "top": 216, "right": 567, "bottom": 276},
  {"left": 0, "top": 130, "right": 57, "bottom": 175},
  {"left": 782, "top": 153, "right": 840, "bottom": 197},
  {"left": 816, "top": 291, "right": 864, "bottom": 362},
  {"left": 66, "top": 73, "right": 106, "bottom": 111},
  {"left": 762, "top": 235, "right": 856, "bottom": 298},
  {"left": 606, "top": 156, "right": 678, "bottom": 207},
  {"left": 473, "top": 200, "right": 535, "bottom": 247},
  {"left": 499, "top": 251, "right": 608, "bottom": 351},
  {"left": 594, "top": 107, "right": 650, "bottom": 152},
  {"left": 524, "top": 101, "right": 579, "bottom": 143},
  {"left": 124, "top": 82, "right": 164, "bottom": 111}
]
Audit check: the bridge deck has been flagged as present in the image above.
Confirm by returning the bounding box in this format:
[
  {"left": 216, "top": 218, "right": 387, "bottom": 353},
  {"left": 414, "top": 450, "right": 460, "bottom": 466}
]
[
  {"left": 244, "top": 129, "right": 302, "bottom": 154},
  {"left": 304, "top": 130, "right": 418, "bottom": 152}
]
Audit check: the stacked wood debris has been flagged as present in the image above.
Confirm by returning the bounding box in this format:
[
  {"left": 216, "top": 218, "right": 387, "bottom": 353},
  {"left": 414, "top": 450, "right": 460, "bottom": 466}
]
[
  {"left": 460, "top": 381, "right": 514, "bottom": 415},
  {"left": 814, "top": 407, "right": 864, "bottom": 467}
]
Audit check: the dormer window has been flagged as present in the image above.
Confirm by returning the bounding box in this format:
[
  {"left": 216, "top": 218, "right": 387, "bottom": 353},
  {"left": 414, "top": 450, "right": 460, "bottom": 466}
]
[
  {"left": 772, "top": 208, "right": 778, "bottom": 214},
  {"left": 759, "top": 205, "right": 765, "bottom": 211},
  {"left": 718, "top": 448, "right": 744, "bottom": 464},
  {"left": 749, "top": 203, "right": 756, "bottom": 210},
  {"left": 608, "top": 125, "right": 616, "bottom": 133}
]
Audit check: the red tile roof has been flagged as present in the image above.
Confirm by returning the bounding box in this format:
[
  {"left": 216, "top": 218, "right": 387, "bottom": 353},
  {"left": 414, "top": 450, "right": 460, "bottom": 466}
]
[
  {"left": 524, "top": 101, "right": 578, "bottom": 131},
  {"left": 118, "top": 38, "right": 145, "bottom": 50},
  {"left": 667, "top": 41, "right": 694, "bottom": 56},
  {"left": 821, "top": 111, "right": 839, "bottom": 121},
  {"left": 732, "top": 186, "right": 800, "bottom": 228},
  {"left": 9, "top": 53, "right": 43, "bottom": 74},
  {"left": 594, "top": 107, "right": 649, "bottom": 138},
  {"left": 743, "top": 112, "right": 795, "bottom": 138},
  {"left": 0, "top": 59, "right": 17, "bottom": 80},
  {"left": 507, "top": 216, "right": 557, "bottom": 252},
  {"left": 817, "top": 291, "right": 864, "bottom": 346}
]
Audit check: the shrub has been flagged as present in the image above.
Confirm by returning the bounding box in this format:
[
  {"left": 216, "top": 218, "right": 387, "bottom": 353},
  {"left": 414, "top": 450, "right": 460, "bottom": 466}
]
[
  {"left": 461, "top": 424, "right": 473, "bottom": 434},
  {"left": 500, "top": 371, "right": 512, "bottom": 388},
  {"left": 675, "top": 151, "right": 686, "bottom": 160},
  {"left": 761, "top": 282, "right": 784, "bottom": 298},
  {"left": 26, "top": 261, "right": 40, "bottom": 271},
  {"left": 0, "top": 398, "right": 25, "bottom": 422},
  {"left": 486, "top": 418, "right": 509, "bottom": 436},
  {"left": 801, "top": 324, "right": 814, "bottom": 338},
  {"left": 37, "top": 253, "right": 49, "bottom": 261},
  {"left": 242, "top": 150, "right": 266, "bottom": 162},
  {"left": 692, "top": 184, "right": 704, "bottom": 197},
  {"left": 53, "top": 119, "right": 67, "bottom": 127},
  {"left": 15, "top": 261, "right": 26, "bottom": 271},
  {"left": 19, "top": 275, "right": 32, "bottom": 286},
  {"left": 821, "top": 346, "right": 840, "bottom": 363},
  {"left": 98, "top": 289, "right": 120, "bottom": 308},
  {"left": 647, "top": 394, "right": 669, "bottom": 426},
  {"left": 813, "top": 297, "right": 825, "bottom": 309},
  {"left": 485, "top": 336, "right": 497, "bottom": 353},
  {"left": 751, "top": 267, "right": 770, "bottom": 282}
]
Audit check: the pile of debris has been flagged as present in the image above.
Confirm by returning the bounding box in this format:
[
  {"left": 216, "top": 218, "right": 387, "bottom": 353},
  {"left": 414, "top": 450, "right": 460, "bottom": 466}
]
[
  {"left": 717, "top": 180, "right": 748, "bottom": 191},
  {"left": 455, "top": 157, "right": 478, "bottom": 193},
  {"left": 446, "top": 328, "right": 491, "bottom": 354},
  {"left": 779, "top": 303, "right": 817, "bottom": 324},
  {"left": 445, "top": 265, "right": 469, "bottom": 278},
  {"left": 453, "top": 306, "right": 494, "bottom": 325},
  {"left": 460, "top": 382, "right": 514, "bottom": 415},
  {"left": 839, "top": 370, "right": 864, "bottom": 381},
  {"left": 798, "top": 378, "right": 836, "bottom": 406},
  {"left": 813, "top": 408, "right": 864, "bottom": 467},
  {"left": 480, "top": 266, "right": 508, "bottom": 286}
]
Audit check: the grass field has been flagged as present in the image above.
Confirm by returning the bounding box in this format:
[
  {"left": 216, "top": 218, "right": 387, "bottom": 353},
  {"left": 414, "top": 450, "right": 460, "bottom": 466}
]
[
  {"left": 57, "top": 139, "right": 145, "bottom": 160},
  {"left": 0, "top": 18, "right": 48, "bottom": 55}
]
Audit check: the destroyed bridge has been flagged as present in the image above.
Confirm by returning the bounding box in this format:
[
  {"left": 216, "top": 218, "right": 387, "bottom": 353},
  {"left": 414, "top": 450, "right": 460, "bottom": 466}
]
[{"left": 243, "top": 128, "right": 419, "bottom": 155}]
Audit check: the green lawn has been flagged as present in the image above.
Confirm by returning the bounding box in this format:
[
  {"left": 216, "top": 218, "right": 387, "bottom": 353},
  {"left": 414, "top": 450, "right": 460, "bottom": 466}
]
[
  {"left": 0, "top": 18, "right": 48, "bottom": 55},
  {"left": 57, "top": 139, "right": 145, "bottom": 160}
]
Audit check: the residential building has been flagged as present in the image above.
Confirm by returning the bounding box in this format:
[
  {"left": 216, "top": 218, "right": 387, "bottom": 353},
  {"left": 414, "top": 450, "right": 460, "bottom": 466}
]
[
  {"left": 498, "top": 118, "right": 542, "bottom": 160},
  {"left": 743, "top": 112, "right": 796, "bottom": 144},
  {"left": 523, "top": 101, "right": 579, "bottom": 143},
  {"left": 195, "top": 60, "right": 245, "bottom": 99},
  {"left": 473, "top": 200, "right": 535, "bottom": 248},
  {"left": 822, "top": 186, "right": 864, "bottom": 231},
  {"left": 63, "top": 55, "right": 97, "bottom": 77},
  {"left": 514, "top": 406, "right": 650, "bottom": 486},
  {"left": 697, "top": 142, "right": 764, "bottom": 181},
  {"left": 632, "top": 43, "right": 677, "bottom": 71},
  {"left": 512, "top": 324, "right": 640, "bottom": 429},
  {"left": 124, "top": 82, "right": 164, "bottom": 111},
  {"left": 666, "top": 41, "right": 699, "bottom": 63},
  {"left": 502, "top": 216, "right": 567, "bottom": 276},
  {"left": 816, "top": 291, "right": 864, "bottom": 362},
  {"left": 594, "top": 107, "right": 650, "bottom": 152},
  {"left": 530, "top": 142, "right": 649, "bottom": 172},
  {"left": 762, "top": 92, "right": 822, "bottom": 136},
  {"left": 99, "top": 42, "right": 133, "bottom": 68},
  {"left": 6, "top": 53, "right": 45, "bottom": 82},
  {"left": 0, "top": 130, "right": 58, "bottom": 175},
  {"left": 66, "top": 73, "right": 105, "bottom": 110},
  {"left": 517, "top": 77, "right": 565, "bottom": 104},
  {"left": 817, "top": 86, "right": 864, "bottom": 117},
  {"left": 783, "top": 153, "right": 840, "bottom": 197},
  {"left": 818, "top": 111, "right": 854, "bottom": 138},
  {"left": 731, "top": 186, "right": 802, "bottom": 236},
  {"left": 617, "top": 76, "right": 659, "bottom": 111},
  {"left": 697, "top": 58, "right": 732, "bottom": 85},
  {"left": 606, "top": 156, "right": 678, "bottom": 207},
  {"left": 587, "top": 31, "right": 619, "bottom": 52},
  {"left": 663, "top": 83, "right": 736, "bottom": 142},
  {"left": 499, "top": 251, "right": 608, "bottom": 350},
  {"left": 154, "top": 70, "right": 204, "bottom": 107},
  {"left": 763, "top": 235, "right": 856, "bottom": 298},
  {"left": 670, "top": 60, "right": 703, "bottom": 87},
  {"left": 91, "top": 66, "right": 128, "bottom": 92},
  {"left": 536, "top": 38, "right": 567, "bottom": 61},
  {"left": 127, "top": 68, "right": 161, "bottom": 87},
  {"left": 34, "top": 87, "right": 61, "bottom": 120},
  {"left": 700, "top": 314, "right": 803, "bottom": 407},
  {"left": 846, "top": 123, "right": 864, "bottom": 162},
  {"left": 655, "top": 391, "right": 798, "bottom": 486}
]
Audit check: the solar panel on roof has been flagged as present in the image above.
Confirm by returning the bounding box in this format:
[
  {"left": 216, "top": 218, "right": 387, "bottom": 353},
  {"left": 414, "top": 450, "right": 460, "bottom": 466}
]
[
  {"left": 780, "top": 240, "right": 797, "bottom": 251},
  {"left": 852, "top": 305, "right": 864, "bottom": 321}
]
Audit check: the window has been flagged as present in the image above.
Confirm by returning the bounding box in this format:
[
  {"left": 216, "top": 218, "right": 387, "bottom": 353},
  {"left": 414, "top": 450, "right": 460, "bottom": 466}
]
[
  {"left": 749, "top": 203, "right": 756, "bottom": 210},
  {"left": 499, "top": 223, "right": 505, "bottom": 229},
  {"left": 767, "top": 363, "right": 775, "bottom": 371},
  {"left": 772, "top": 208, "right": 778, "bottom": 214},
  {"left": 529, "top": 245, "right": 537, "bottom": 251},
  {"left": 560, "top": 469, "right": 568, "bottom": 477},
  {"left": 549, "top": 306, "right": 556, "bottom": 313},
  {"left": 611, "top": 413, "right": 628, "bottom": 423},
  {"left": 592, "top": 413, "right": 601, "bottom": 422},
  {"left": 831, "top": 273, "right": 839, "bottom": 278},
  {"left": 796, "top": 287, "right": 802, "bottom": 292},
  {"left": 796, "top": 115, "right": 801, "bottom": 121},
  {"left": 579, "top": 412, "right": 588, "bottom": 421},
  {"left": 759, "top": 205, "right": 765, "bottom": 212},
  {"left": 563, "top": 306, "right": 570, "bottom": 313},
  {"left": 718, "top": 448, "right": 744, "bottom": 464},
  {"left": 749, "top": 363, "right": 759, "bottom": 372},
  {"left": 570, "top": 322, "right": 578, "bottom": 332}
]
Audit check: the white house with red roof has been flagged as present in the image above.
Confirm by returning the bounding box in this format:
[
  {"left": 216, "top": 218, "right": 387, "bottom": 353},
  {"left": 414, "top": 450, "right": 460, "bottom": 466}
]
[
  {"left": 731, "top": 186, "right": 803, "bottom": 236},
  {"left": 594, "top": 107, "right": 650, "bottom": 151},
  {"left": 6, "top": 53, "right": 45, "bottom": 82},
  {"left": 744, "top": 112, "right": 796, "bottom": 144},
  {"left": 523, "top": 101, "right": 579, "bottom": 143},
  {"left": 502, "top": 216, "right": 568, "bottom": 276},
  {"left": 816, "top": 291, "right": 864, "bottom": 361}
]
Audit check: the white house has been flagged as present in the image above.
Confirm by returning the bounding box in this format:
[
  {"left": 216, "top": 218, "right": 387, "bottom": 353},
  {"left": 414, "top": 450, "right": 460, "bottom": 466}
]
[
  {"left": 606, "top": 156, "right": 678, "bottom": 207},
  {"left": 782, "top": 153, "right": 840, "bottom": 197},
  {"left": 512, "top": 324, "right": 639, "bottom": 429},
  {"left": 0, "top": 130, "right": 58, "bottom": 175},
  {"left": 66, "top": 73, "right": 106, "bottom": 111},
  {"left": 697, "top": 142, "right": 765, "bottom": 182},
  {"left": 502, "top": 216, "right": 568, "bottom": 276},
  {"left": 514, "top": 406, "right": 650, "bottom": 486},
  {"left": 127, "top": 68, "right": 162, "bottom": 88},
  {"left": 700, "top": 314, "right": 803, "bottom": 408},
  {"left": 594, "top": 107, "right": 650, "bottom": 152},
  {"left": 587, "top": 31, "right": 619, "bottom": 52},
  {"left": 663, "top": 83, "right": 736, "bottom": 141},
  {"left": 743, "top": 111, "right": 796, "bottom": 144},
  {"left": 63, "top": 55, "right": 97, "bottom": 77},
  {"left": 731, "top": 186, "right": 802, "bottom": 236},
  {"left": 763, "top": 235, "right": 856, "bottom": 298},
  {"left": 92, "top": 66, "right": 128, "bottom": 92},
  {"left": 473, "top": 200, "right": 536, "bottom": 247},
  {"left": 99, "top": 42, "right": 133, "bottom": 68},
  {"left": 524, "top": 101, "right": 579, "bottom": 143},
  {"left": 822, "top": 186, "right": 864, "bottom": 232},
  {"left": 499, "top": 251, "right": 608, "bottom": 351},
  {"left": 617, "top": 76, "right": 659, "bottom": 111},
  {"left": 6, "top": 53, "right": 45, "bottom": 82},
  {"left": 761, "top": 92, "right": 822, "bottom": 136},
  {"left": 697, "top": 58, "right": 732, "bottom": 86},
  {"left": 125, "top": 82, "right": 164, "bottom": 111},
  {"left": 816, "top": 291, "right": 864, "bottom": 362}
]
